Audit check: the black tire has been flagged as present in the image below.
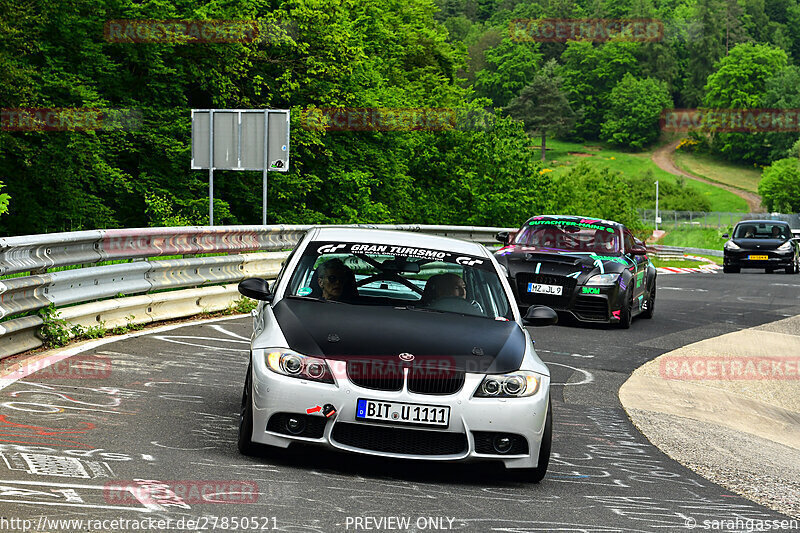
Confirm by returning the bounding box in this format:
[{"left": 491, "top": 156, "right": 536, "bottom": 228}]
[
  {"left": 766, "top": 268, "right": 774, "bottom": 274},
  {"left": 642, "top": 283, "right": 655, "bottom": 319},
  {"left": 723, "top": 265, "right": 740, "bottom": 273},
  {"left": 787, "top": 258, "right": 799, "bottom": 274},
  {"left": 238, "top": 363, "right": 258, "bottom": 456},
  {"left": 617, "top": 287, "right": 632, "bottom": 329},
  {"left": 512, "top": 397, "right": 552, "bottom": 483}
]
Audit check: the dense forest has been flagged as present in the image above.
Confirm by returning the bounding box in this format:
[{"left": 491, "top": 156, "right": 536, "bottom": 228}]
[{"left": 1, "top": 0, "right": 800, "bottom": 236}]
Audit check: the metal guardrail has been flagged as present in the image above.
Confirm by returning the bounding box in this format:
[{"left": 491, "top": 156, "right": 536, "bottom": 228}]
[
  {"left": 647, "top": 245, "right": 686, "bottom": 259},
  {"left": 0, "top": 224, "right": 513, "bottom": 359}
]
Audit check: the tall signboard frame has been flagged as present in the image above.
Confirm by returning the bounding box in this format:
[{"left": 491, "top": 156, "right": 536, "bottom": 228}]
[{"left": 191, "top": 109, "right": 290, "bottom": 225}]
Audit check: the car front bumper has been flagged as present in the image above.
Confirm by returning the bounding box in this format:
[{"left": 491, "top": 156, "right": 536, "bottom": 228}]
[
  {"left": 724, "top": 250, "right": 794, "bottom": 268},
  {"left": 248, "top": 353, "right": 551, "bottom": 469}
]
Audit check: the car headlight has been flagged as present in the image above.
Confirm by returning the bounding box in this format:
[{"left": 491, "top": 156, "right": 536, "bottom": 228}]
[
  {"left": 265, "top": 350, "right": 334, "bottom": 383},
  {"left": 724, "top": 240, "right": 740, "bottom": 250},
  {"left": 474, "top": 371, "right": 541, "bottom": 398},
  {"left": 585, "top": 273, "right": 619, "bottom": 286},
  {"left": 777, "top": 241, "right": 792, "bottom": 252}
]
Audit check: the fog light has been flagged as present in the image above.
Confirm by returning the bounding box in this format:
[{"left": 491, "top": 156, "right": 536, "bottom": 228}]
[
  {"left": 286, "top": 417, "right": 306, "bottom": 435},
  {"left": 493, "top": 435, "right": 513, "bottom": 454}
]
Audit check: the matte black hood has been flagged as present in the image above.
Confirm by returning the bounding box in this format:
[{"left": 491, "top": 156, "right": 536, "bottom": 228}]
[{"left": 272, "top": 298, "right": 526, "bottom": 374}]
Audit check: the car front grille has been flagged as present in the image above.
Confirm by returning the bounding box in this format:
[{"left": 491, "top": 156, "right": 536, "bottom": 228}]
[
  {"left": 407, "top": 367, "right": 465, "bottom": 395},
  {"left": 346, "top": 360, "right": 466, "bottom": 394},
  {"left": 516, "top": 273, "right": 576, "bottom": 308},
  {"left": 331, "top": 422, "right": 467, "bottom": 455},
  {"left": 346, "top": 360, "right": 404, "bottom": 391},
  {"left": 573, "top": 296, "right": 608, "bottom": 321}
]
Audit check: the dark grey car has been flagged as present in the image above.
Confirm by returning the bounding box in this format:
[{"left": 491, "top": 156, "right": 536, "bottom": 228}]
[{"left": 723, "top": 220, "right": 800, "bottom": 274}]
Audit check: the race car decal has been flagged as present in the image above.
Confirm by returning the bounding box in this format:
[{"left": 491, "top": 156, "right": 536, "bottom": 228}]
[
  {"left": 566, "top": 271, "right": 581, "bottom": 279},
  {"left": 529, "top": 219, "right": 615, "bottom": 233},
  {"left": 311, "top": 242, "right": 493, "bottom": 270},
  {"left": 589, "top": 254, "right": 629, "bottom": 265}
]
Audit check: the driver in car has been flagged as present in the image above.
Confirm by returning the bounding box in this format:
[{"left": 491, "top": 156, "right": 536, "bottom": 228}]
[{"left": 316, "top": 259, "right": 358, "bottom": 301}]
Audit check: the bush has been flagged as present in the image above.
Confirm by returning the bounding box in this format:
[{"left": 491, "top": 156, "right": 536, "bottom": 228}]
[
  {"left": 758, "top": 158, "right": 800, "bottom": 212},
  {"left": 601, "top": 74, "right": 673, "bottom": 150},
  {"left": 551, "top": 162, "right": 643, "bottom": 229}
]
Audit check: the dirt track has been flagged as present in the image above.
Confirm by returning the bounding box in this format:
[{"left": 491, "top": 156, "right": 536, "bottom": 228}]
[{"left": 651, "top": 140, "right": 763, "bottom": 212}]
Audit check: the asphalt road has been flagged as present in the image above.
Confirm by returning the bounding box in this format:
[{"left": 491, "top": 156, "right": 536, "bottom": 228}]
[{"left": 1, "top": 270, "right": 799, "bottom": 533}]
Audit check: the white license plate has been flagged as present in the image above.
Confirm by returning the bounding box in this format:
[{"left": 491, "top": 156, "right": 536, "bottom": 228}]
[
  {"left": 527, "top": 283, "right": 563, "bottom": 295},
  {"left": 356, "top": 399, "right": 449, "bottom": 428}
]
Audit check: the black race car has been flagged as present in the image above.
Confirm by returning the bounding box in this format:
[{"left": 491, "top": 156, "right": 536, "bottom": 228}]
[
  {"left": 494, "top": 215, "right": 656, "bottom": 328},
  {"left": 722, "top": 220, "right": 800, "bottom": 274}
]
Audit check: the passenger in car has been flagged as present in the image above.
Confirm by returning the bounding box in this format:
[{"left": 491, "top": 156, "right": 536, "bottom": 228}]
[
  {"left": 316, "top": 259, "right": 358, "bottom": 301},
  {"left": 421, "top": 273, "right": 467, "bottom": 303}
]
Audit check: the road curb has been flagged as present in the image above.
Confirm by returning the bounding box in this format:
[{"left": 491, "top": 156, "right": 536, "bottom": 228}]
[{"left": 619, "top": 315, "right": 800, "bottom": 518}]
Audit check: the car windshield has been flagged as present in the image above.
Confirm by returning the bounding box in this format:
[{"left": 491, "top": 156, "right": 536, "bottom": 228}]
[
  {"left": 514, "top": 220, "right": 620, "bottom": 253},
  {"left": 285, "top": 241, "right": 513, "bottom": 320},
  {"left": 734, "top": 223, "right": 790, "bottom": 239}
]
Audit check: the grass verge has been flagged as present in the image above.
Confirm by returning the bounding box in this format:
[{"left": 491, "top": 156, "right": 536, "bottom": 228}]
[
  {"left": 672, "top": 151, "right": 762, "bottom": 194},
  {"left": 543, "top": 139, "right": 749, "bottom": 212}
]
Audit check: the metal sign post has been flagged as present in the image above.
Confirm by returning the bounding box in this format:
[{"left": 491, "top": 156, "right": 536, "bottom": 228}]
[{"left": 191, "top": 109, "right": 290, "bottom": 226}]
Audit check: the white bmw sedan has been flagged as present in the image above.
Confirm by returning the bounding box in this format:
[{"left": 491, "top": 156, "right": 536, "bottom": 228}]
[{"left": 237, "top": 227, "right": 556, "bottom": 482}]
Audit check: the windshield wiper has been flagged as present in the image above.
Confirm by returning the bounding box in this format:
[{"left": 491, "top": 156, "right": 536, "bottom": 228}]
[{"left": 396, "top": 305, "right": 445, "bottom": 313}]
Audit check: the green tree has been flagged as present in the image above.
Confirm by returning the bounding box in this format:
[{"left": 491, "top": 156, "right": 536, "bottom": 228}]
[
  {"left": 761, "top": 65, "right": 800, "bottom": 161},
  {"left": 601, "top": 73, "right": 673, "bottom": 149},
  {"left": 0, "top": 181, "right": 9, "bottom": 216},
  {"left": 505, "top": 59, "right": 577, "bottom": 161},
  {"left": 559, "top": 40, "right": 640, "bottom": 140},
  {"left": 758, "top": 157, "right": 800, "bottom": 212},
  {"left": 681, "top": 0, "right": 726, "bottom": 106},
  {"left": 702, "top": 42, "right": 788, "bottom": 163},
  {"left": 474, "top": 33, "right": 542, "bottom": 107}
]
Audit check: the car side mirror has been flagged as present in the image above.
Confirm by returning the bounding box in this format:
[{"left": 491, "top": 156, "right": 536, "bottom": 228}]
[
  {"left": 496, "top": 231, "right": 509, "bottom": 244},
  {"left": 238, "top": 278, "right": 273, "bottom": 302},
  {"left": 722, "top": 233, "right": 729, "bottom": 239},
  {"left": 522, "top": 305, "right": 558, "bottom": 327},
  {"left": 630, "top": 245, "right": 648, "bottom": 256}
]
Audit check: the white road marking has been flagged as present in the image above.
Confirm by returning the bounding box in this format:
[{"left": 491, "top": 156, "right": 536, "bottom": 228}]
[
  {"left": 546, "top": 362, "right": 594, "bottom": 386},
  {"left": 0, "top": 315, "right": 244, "bottom": 392}
]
